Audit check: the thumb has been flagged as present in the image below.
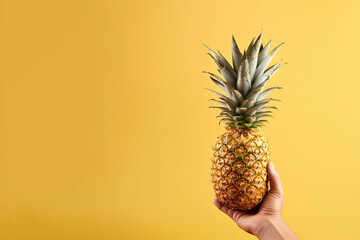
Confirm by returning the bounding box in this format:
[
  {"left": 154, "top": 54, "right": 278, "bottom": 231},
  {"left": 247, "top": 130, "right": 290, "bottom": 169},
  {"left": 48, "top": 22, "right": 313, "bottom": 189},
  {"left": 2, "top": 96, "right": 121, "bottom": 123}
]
[{"left": 267, "top": 162, "right": 283, "bottom": 196}]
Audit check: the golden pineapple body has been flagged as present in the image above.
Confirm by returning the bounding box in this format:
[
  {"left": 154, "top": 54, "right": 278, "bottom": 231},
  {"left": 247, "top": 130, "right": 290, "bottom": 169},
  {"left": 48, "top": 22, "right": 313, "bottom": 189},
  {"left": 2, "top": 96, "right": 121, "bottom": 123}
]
[{"left": 211, "top": 127, "right": 269, "bottom": 210}]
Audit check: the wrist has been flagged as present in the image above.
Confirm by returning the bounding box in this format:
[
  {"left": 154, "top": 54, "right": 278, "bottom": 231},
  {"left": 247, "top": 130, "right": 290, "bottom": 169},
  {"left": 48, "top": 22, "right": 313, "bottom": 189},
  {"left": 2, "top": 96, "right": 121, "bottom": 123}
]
[
  {"left": 256, "top": 216, "right": 299, "bottom": 240},
  {"left": 255, "top": 217, "right": 286, "bottom": 240}
]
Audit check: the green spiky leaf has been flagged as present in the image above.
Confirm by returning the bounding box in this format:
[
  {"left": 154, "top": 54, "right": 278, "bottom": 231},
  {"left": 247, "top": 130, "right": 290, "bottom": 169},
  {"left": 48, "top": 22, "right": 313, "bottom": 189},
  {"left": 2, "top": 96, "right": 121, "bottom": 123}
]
[{"left": 204, "top": 32, "right": 285, "bottom": 129}]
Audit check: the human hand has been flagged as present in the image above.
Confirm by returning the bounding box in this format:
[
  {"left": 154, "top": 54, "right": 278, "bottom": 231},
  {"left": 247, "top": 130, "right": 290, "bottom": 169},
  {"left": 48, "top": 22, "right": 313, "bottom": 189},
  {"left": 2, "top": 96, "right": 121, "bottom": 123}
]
[{"left": 213, "top": 162, "right": 300, "bottom": 240}]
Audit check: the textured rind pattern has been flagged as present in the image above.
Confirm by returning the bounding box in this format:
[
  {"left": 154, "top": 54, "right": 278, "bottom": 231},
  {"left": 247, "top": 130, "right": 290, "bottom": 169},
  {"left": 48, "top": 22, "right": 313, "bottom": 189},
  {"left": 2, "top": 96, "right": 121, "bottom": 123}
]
[{"left": 211, "top": 127, "right": 270, "bottom": 210}]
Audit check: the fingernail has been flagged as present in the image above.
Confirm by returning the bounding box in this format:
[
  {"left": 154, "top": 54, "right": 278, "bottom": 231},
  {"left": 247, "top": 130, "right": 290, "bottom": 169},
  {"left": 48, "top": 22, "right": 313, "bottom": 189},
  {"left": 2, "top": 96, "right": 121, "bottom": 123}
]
[{"left": 269, "top": 162, "right": 275, "bottom": 171}]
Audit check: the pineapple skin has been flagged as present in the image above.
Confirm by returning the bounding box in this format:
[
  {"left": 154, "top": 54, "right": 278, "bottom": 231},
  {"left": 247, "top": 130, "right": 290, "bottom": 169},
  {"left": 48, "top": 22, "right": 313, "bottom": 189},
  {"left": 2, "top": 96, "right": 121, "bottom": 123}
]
[{"left": 211, "top": 126, "right": 269, "bottom": 210}]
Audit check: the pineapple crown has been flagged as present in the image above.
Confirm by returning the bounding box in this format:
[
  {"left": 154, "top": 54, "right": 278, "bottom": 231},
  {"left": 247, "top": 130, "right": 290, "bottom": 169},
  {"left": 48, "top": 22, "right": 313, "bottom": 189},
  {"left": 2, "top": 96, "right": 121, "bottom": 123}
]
[{"left": 204, "top": 30, "right": 286, "bottom": 130}]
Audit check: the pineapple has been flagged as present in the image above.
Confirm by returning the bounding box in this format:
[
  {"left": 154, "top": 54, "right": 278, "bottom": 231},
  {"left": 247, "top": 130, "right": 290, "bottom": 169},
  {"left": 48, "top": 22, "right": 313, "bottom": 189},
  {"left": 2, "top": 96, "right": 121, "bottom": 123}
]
[{"left": 205, "top": 31, "right": 285, "bottom": 210}]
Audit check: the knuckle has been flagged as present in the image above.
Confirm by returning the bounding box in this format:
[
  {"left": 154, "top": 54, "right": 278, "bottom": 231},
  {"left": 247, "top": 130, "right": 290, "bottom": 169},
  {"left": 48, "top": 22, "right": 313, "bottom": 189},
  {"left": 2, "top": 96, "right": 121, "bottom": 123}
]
[
  {"left": 277, "top": 187, "right": 284, "bottom": 196},
  {"left": 274, "top": 174, "right": 281, "bottom": 182},
  {"left": 272, "top": 174, "right": 280, "bottom": 181}
]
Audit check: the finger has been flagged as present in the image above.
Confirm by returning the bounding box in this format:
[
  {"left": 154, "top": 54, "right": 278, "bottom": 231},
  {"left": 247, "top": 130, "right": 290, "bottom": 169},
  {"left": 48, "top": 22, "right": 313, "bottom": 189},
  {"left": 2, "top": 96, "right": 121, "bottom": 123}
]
[
  {"left": 232, "top": 209, "right": 251, "bottom": 223},
  {"left": 213, "top": 198, "right": 236, "bottom": 218},
  {"left": 267, "top": 162, "right": 284, "bottom": 196}
]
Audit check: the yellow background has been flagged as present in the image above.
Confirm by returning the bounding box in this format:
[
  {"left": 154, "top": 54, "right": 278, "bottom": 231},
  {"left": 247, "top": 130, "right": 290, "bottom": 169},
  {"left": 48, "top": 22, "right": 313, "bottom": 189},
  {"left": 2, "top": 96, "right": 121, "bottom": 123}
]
[{"left": 1, "top": 0, "right": 360, "bottom": 239}]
